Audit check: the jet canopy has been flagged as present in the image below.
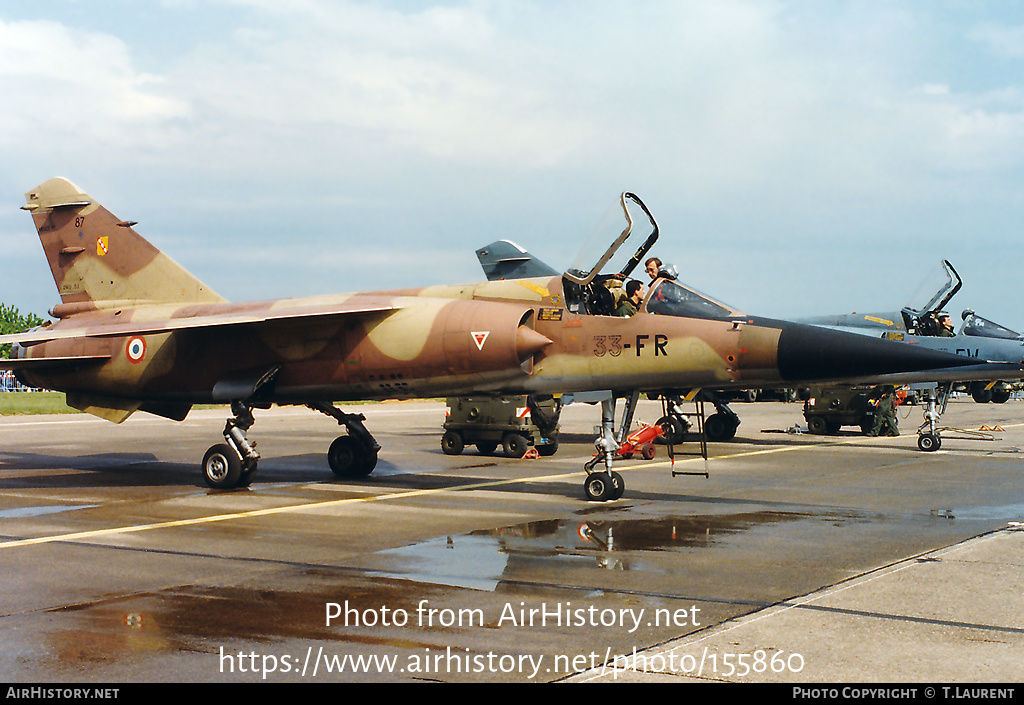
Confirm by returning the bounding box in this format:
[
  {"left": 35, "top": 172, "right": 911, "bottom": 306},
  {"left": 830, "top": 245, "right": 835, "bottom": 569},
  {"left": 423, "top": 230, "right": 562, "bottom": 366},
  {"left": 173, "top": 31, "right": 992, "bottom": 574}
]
[
  {"left": 564, "top": 192, "right": 659, "bottom": 287},
  {"left": 561, "top": 192, "right": 658, "bottom": 316},
  {"left": 561, "top": 192, "right": 741, "bottom": 320},
  {"left": 900, "top": 260, "right": 962, "bottom": 336}
]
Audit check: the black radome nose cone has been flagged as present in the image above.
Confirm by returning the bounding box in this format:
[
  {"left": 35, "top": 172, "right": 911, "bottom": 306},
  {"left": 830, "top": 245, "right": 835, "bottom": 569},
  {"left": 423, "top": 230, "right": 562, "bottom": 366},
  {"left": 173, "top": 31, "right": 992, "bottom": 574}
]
[{"left": 777, "top": 322, "right": 987, "bottom": 382}]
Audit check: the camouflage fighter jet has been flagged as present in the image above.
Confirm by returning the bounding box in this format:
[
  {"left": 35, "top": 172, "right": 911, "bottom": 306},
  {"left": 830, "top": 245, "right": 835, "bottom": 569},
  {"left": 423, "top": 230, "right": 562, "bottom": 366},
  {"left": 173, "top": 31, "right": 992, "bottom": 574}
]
[{"left": 2, "top": 180, "right": 1019, "bottom": 500}]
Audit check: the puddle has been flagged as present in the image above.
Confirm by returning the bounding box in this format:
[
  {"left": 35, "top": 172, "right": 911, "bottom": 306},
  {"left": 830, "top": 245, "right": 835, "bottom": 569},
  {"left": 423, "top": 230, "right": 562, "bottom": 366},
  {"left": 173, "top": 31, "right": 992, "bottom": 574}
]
[
  {"left": 0, "top": 504, "right": 98, "bottom": 518},
  {"left": 935, "top": 503, "right": 1024, "bottom": 522},
  {"left": 366, "top": 507, "right": 846, "bottom": 590},
  {"left": 373, "top": 535, "right": 509, "bottom": 591},
  {"left": 37, "top": 577, "right": 463, "bottom": 673},
  {"left": 24, "top": 500, "right": 1012, "bottom": 680}
]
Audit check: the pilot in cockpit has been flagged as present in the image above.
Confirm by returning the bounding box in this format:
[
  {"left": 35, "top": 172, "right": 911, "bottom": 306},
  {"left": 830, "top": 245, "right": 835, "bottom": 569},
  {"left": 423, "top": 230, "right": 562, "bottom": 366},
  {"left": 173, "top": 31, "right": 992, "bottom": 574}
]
[
  {"left": 937, "top": 312, "right": 955, "bottom": 337},
  {"left": 615, "top": 280, "right": 644, "bottom": 317}
]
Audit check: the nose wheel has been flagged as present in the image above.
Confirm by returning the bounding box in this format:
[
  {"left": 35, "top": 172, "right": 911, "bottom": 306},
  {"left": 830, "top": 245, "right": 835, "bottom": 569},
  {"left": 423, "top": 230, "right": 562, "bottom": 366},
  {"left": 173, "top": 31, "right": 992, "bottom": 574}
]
[
  {"left": 584, "top": 470, "right": 624, "bottom": 501},
  {"left": 916, "top": 384, "right": 949, "bottom": 453},
  {"left": 202, "top": 443, "right": 243, "bottom": 489},
  {"left": 582, "top": 394, "right": 636, "bottom": 501}
]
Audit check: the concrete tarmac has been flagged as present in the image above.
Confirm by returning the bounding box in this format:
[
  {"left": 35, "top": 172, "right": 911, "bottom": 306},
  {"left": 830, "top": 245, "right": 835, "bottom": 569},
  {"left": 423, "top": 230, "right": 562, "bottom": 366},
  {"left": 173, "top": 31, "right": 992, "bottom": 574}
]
[
  {"left": 1, "top": 396, "right": 1022, "bottom": 684},
  {"left": 568, "top": 527, "right": 1024, "bottom": 683}
]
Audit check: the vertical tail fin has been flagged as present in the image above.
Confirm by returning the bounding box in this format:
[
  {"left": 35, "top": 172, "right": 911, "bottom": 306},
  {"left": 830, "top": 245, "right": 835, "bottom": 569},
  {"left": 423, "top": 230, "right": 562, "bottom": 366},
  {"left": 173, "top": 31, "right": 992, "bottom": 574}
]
[{"left": 23, "top": 178, "right": 224, "bottom": 307}]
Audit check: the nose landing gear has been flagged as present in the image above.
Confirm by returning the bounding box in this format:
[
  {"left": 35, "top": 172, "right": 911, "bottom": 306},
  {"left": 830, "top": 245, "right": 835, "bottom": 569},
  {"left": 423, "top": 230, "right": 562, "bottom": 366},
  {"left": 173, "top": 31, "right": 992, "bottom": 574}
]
[{"left": 917, "top": 385, "right": 948, "bottom": 452}]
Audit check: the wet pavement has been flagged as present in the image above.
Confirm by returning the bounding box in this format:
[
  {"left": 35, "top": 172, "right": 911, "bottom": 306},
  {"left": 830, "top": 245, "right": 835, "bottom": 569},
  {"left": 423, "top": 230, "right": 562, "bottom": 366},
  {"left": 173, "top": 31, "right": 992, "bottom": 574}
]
[{"left": 1, "top": 398, "right": 1022, "bottom": 682}]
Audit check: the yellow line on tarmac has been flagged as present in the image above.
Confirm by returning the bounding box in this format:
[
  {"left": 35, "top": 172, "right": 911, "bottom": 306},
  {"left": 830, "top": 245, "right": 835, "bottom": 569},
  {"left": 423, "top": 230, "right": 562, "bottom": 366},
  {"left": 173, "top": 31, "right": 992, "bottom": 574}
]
[
  {"left": 0, "top": 470, "right": 576, "bottom": 551},
  {"left": 638, "top": 433, "right": 876, "bottom": 471}
]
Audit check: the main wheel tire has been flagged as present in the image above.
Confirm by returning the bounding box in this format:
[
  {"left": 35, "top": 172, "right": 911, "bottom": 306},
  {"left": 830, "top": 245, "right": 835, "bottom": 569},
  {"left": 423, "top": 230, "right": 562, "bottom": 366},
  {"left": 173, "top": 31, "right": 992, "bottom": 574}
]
[
  {"left": 584, "top": 473, "right": 613, "bottom": 502},
  {"left": 328, "top": 435, "right": 357, "bottom": 476},
  {"left": 705, "top": 413, "right": 737, "bottom": 441},
  {"left": 237, "top": 463, "right": 258, "bottom": 488},
  {"left": 203, "top": 443, "right": 242, "bottom": 489},
  {"left": 357, "top": 449, "right": 379, "bottom": 476},
  {"left": 537, "top": 437, "right": 558, "bottom": 456},
  {"left": 441, "top": 430, "right": 464, "bottom": 455},
  {"left": 328, "top": 435, "right": 377, "bottom": 477},
  {"left": 503, "top": 433, "right": 528, "bottom": 459},
  {"left": 656, "top": 415, "right": 685, "bottom": 445},
  {"left": 918, "top": 433, "right": 941, "bottom": 452}
]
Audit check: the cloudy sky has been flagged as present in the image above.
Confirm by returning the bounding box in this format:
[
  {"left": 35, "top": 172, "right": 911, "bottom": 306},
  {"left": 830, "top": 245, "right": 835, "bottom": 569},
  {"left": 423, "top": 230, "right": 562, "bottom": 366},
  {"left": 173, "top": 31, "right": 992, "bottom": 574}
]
[{"left": 2, "top": 1, "right": 1023, "bottom": 328}]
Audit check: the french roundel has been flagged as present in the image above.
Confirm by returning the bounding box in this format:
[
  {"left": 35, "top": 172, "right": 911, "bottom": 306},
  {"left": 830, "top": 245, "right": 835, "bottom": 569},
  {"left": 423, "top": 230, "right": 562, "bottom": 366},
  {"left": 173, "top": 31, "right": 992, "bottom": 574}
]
[{"left": 126, "top": 337, "right": 146, "bottom": 364}]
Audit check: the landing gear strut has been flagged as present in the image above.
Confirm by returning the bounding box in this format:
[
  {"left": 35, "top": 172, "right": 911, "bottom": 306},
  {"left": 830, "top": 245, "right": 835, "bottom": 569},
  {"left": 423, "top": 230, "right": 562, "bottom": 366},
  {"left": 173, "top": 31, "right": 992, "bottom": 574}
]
[
  {"left": 202, "top": 401, "right": 260, "bottom": 489},
  {"left": 200, "top": 396, "right": 384, "bottom": 488},
  {"left": 310, "top": 402, "right": 381, "bottom": 477},
  {"left": 917, "top": 384, "right": 950, "bottom": 452},
  {"left": 582, "top": 392, "right": 636, "bottom": 501}
]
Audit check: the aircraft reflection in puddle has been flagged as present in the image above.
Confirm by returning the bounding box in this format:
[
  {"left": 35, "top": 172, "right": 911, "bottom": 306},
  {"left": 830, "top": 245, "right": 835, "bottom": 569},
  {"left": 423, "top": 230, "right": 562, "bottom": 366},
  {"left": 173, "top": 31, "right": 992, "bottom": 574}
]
[{"left": 371, "top": 508, "right": 839, "bottom": 590}]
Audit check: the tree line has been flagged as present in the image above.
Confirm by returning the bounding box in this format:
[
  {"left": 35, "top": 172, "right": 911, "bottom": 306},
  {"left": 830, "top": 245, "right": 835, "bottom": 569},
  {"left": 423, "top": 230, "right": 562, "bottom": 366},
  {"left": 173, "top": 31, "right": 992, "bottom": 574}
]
[{"left": 0, "top": 303, "right": 44, "bottom": 359}]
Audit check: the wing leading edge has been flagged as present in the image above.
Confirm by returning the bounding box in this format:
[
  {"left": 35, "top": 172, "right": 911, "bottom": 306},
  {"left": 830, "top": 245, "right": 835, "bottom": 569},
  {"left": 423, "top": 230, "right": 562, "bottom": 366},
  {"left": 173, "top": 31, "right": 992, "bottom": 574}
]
[{"left": 0, "top": 301, "right": 402, "bottom": 347}]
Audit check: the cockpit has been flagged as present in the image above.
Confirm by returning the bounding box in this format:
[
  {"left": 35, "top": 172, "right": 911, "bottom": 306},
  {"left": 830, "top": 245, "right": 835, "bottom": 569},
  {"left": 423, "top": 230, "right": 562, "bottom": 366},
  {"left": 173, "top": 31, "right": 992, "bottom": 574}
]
[
  {"left": 561, "top": 192, "right": 740, "bottom": 321},
  {"left": 896, "top": 261, "right": 1021, "bottom": 341},
  {"left": 899, "top": 260, "right": 962, "bottom": 336}
]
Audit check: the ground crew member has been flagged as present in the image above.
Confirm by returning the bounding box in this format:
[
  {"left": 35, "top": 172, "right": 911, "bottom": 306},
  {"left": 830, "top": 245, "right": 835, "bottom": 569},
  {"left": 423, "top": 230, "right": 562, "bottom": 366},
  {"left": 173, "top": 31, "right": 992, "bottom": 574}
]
[
  {"left": 645, "top": 257, "right": 663, "bottom": 281},
  {"left": 867, "top": 386, "right": 899, "bottom": 437}
]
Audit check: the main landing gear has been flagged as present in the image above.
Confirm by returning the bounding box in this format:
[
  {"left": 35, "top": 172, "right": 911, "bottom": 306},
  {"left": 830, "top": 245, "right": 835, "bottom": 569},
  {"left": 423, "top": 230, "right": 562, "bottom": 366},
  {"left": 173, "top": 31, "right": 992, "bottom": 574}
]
[
  {"left": 202, "top": 401, "right": 261, "bottom": 489},
  {"left": 309, "top": 402, "right": 381, "bottom": 477},
  {"left": 700, "top": 391, "right": 741, "bottom": 442},
  {"left": 656, "top": 391, "right": 738, "bottom": 443},
  {"left": 200, "top": 400, "right": 382, "bottom": 489}
]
